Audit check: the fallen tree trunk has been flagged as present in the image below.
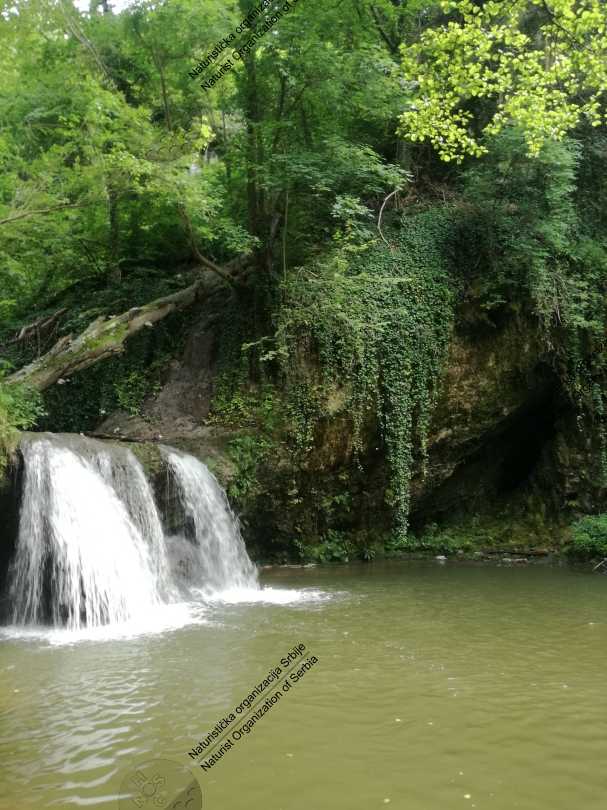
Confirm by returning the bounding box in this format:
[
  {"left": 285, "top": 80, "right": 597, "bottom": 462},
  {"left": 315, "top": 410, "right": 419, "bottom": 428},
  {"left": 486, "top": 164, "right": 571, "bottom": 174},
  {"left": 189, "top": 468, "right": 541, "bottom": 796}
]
[{"left": 6, "top": 281, "right": 204, "bottom": 391}]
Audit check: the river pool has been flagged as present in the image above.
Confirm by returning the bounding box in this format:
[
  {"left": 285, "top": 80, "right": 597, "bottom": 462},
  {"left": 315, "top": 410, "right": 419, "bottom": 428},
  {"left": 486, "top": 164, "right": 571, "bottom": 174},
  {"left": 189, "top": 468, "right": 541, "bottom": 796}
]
[{"left": 0, "top": 561, "right": 605, "bottom": 810}]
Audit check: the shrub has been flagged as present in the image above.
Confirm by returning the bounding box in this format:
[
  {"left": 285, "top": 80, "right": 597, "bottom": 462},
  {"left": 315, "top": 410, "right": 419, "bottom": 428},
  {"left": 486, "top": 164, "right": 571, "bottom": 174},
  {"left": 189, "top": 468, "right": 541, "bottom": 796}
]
[
  {"left": 569, "top": 514, "right": 607, "bottom": 559},
  {"left": 0, "top": 371, "right": 45, "bottom": 472}
]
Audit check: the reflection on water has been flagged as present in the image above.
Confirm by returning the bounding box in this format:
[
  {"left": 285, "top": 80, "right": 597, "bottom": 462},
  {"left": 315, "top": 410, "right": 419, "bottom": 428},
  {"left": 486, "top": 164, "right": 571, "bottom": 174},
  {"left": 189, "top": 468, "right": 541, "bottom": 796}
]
[{"left": 0, "top": 562, "right": 606, "bottom": 810}]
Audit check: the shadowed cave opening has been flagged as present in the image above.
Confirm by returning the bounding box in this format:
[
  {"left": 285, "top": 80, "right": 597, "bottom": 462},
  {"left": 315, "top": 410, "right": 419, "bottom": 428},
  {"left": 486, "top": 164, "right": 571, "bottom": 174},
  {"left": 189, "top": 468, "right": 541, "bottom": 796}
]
[
  {"left": 496, "top": 386, "right": 559, "bottom": 493},
  {"left": 410, "top": 374, "right": 561, "bottom": 528}
]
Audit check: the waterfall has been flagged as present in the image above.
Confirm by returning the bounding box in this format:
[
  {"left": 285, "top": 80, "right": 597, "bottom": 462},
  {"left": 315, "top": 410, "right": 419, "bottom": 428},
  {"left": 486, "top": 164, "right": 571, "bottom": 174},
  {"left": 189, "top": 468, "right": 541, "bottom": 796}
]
[
  {"left": 9, "top": 435, "right": 170, "bottom": 630},
  {"left": 6, "top": 434, "right": 257, "bottom": 630},
  {"left": 163, "top": 449, "right": 258, "bottom": 593},
  {"left": 94, "top": 448, "right": 174, "bottom": 600}
]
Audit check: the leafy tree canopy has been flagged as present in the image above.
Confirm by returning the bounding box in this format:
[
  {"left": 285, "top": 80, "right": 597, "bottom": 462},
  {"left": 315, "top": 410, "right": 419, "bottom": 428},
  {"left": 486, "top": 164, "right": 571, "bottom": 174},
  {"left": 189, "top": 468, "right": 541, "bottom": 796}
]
[{"left": 400, "top": 0, "right": 607, "bottom": 160}]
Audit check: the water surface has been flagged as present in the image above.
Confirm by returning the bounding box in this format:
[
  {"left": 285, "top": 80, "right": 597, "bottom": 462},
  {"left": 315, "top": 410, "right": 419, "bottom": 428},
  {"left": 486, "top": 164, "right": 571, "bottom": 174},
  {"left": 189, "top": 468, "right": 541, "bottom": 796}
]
[{"left": 1, "top": 561, "right": 605, "bottom": 809}]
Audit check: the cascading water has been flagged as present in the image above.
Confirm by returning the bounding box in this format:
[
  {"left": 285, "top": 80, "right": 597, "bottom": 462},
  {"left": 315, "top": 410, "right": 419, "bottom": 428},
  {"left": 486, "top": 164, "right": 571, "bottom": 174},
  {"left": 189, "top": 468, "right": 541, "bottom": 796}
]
[
  {"left": 9, "top": 435, "right": 171, "bottom": 630},
  {"left": 5, "top": 433, "right": 258, "bottom": 631},
  {"left": 163, "top": 449, "right": 258, "bottom": 593},
  {"left": 94, "top": 448, "right": 175, "bottom": 600}
]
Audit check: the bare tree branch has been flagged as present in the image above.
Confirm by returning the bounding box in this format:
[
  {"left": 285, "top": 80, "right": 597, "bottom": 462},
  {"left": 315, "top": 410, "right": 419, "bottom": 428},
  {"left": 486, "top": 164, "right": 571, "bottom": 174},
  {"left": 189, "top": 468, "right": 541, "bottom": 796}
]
[
  {"left": 377, "top": 189, "right": 398, "bottom": 245},
  {"left": 176, "top": 204, "right": 237, "bottom": 285}
]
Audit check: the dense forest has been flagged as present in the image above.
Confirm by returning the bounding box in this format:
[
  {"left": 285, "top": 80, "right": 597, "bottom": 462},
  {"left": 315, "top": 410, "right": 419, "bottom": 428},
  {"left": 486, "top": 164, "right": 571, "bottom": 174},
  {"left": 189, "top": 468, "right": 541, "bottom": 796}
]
[{"left": 2, "top": 0, "right": 607, "bottom": 562}]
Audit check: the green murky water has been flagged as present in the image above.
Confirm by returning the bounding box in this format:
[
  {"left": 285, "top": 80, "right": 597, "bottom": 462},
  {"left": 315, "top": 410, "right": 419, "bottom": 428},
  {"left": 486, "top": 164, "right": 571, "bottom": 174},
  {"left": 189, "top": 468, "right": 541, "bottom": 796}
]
[{"left": 1, "top": 561, "right": 606, "bottom": 810}]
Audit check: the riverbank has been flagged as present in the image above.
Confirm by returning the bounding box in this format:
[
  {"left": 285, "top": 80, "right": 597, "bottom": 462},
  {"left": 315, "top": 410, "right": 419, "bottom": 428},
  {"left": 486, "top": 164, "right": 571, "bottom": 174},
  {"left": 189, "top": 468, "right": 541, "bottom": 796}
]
[{"left": 1, "top": 429, "right": 604, "bottom": 571}]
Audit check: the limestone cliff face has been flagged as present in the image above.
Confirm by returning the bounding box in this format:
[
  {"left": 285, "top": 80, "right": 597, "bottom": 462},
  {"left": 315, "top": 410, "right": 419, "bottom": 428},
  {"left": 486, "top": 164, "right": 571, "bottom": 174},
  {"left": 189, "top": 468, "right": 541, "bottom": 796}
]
[
  {"left": 2, "top": 295, "right": 601, "bottom": 564},
  {"left": 413, "top": 317, "right": 556, "bottom": 520},
  {"left": 0, "top": 455, "right": 20, "bottom": 613},
  {"left": 89, "top": 302, "right": 603, "bottom": 555}
]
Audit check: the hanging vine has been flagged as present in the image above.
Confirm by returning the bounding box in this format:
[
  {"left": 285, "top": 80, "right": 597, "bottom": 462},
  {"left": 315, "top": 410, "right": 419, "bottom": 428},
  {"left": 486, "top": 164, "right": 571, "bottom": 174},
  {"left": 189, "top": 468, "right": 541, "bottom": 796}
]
[{"left": 275, "top": 208, "right": 459, "bottom": 539}]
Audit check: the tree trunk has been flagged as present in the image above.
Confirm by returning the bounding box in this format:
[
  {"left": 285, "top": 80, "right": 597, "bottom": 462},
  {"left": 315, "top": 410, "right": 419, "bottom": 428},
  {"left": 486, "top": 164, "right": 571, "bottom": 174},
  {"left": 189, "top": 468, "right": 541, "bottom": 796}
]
[
  {"left": 5, "top": 282, "right": 205, "bottom": 392},
  {"left": 107, "top": 182, "right": 121, "bottom": 284},
  {"left": 243, "top": 51, "right": 262, "bottom": 240},
  {"left": 239, "top": 0, "right": 264, "bottom": 241}
]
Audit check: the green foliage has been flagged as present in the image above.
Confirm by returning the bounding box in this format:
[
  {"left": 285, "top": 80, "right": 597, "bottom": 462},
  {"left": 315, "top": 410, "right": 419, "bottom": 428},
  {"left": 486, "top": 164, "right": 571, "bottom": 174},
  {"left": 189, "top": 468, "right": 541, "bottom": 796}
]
[
  {"left": 459, "top": 129, "right": 607, "bottom": 477},
  {"left": 569, "top": 514, "right": 607, "bottom": 559},
  {"left": 383, "top": 527, "right": 453, "bottom": 556},
  {"left": 225, "top": 432, "right": 273, "bottom": 503},
  {"left": 113, "top": 369, "right": 157, "bottom": 416},
  {"left": 209, "top": 379, "right": 282, "bottom": 431},
  {"left": 400, "top": 0, "right": 607, "bottom": 161},
  {"left": 276, "top": 208, "right": 458, "bottom": 539},
  {"left": 209, "top": 378, "right": 284, "bottom": 504},
  {"left": 460, "top": 131, "right": 585, "bottom": 326},
  {"left": 331, "top": 194, "right": 376, "bottom": 244},
  {"left": 294, "top": 530, "right": 352, "bottom": 564},
  {"left": 407, "top": 524, "right": 471, "bottom": 554},
  {"left": 0, "top": 369, "right": 45, "bottom": 470},
  {"left": 0, "top": 0, "right": 250, "bottom": 327},
  {"left": 3, "top": 0, "right": 607, "bottom": 558}
]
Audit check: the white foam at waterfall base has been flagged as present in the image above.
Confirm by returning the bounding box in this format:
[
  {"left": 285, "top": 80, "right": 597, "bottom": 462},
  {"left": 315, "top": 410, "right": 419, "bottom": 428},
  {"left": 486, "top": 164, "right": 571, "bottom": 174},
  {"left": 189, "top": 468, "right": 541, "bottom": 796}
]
[
  {"left": 0, "top": 601, "right": 202, "bottom": 644},
  {"left": 9, "top": 438, "right": 172, "bottom": 631},
  {"left": 200, "top": 585, "right": 337, "bottom": 606}
]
